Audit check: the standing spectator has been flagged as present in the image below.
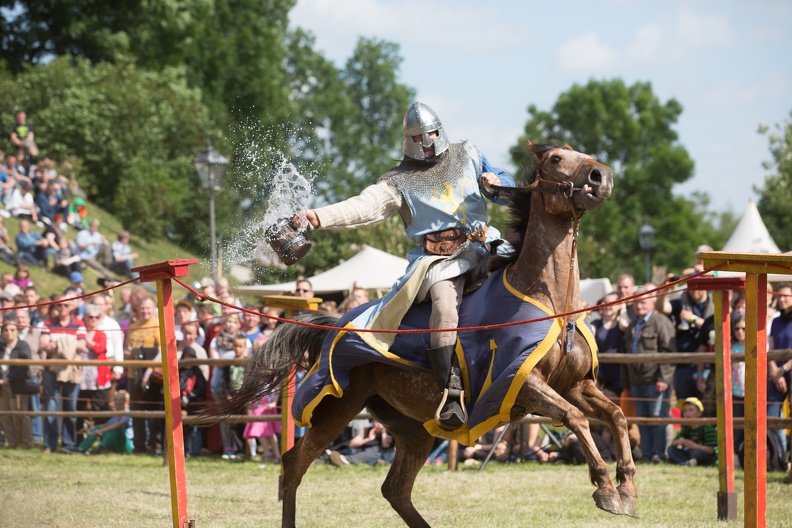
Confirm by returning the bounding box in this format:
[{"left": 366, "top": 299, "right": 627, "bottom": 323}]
[
  {"left": 210, "top": 320, "right": 250, "bottom": 459},
  {"left": 178, "top": 347, "right": 206, "bottom": 457},
  {"left": 294, "top": 279, "right": 313, "bottom": 299},
  {"left": 243, "top": 393, "right": 281, "bottom": 465},
  {"left": 241, "top": 310, "right": 265, "bottom": 348},
  {"left": 76, "top": 304, "right": 112, "bottom": 440},
  {"left": 38, "top": 295, "right": 87, "bottom": 454},
  {"left": 768, "top": 283, "right": 792, "bottom": 458},
  {"left": 0, "top": 316, "right": 36, "bottom": 449},
  {"left": 90, "top": 293, "right": 124, "bottom": 384},
  {"left": 75, "top": 219, "right": 117, "bottom": 280},
  {"left": 0, "top": 216, "right": 17, "bottom": 265},
  {"left": 109, "top": 230, "right": 139, "bottom": 279},
  {"left": 670, "top": 270, "right": 713, "bottom": 401},
  {"left": 10, "top": 110, "right": 37, "bottom": 167},
  {"left": 124, "top": 296, "right": 160, "bottom": 454},
  {"left": 15, "top": 219, "right": 52, "bottom": 268},
  {"left": 667, "top": 397, "right": 717, "bottom": 466},
  {"left": 23, "top": 286, "right": 43, "bottom": 326},
  {"left": 174, "top": 299, "right": 204, "bottom": 345},
  {"left": 177, "top": 322, "right": 209, "bottom": 382},
  {"left": 219, "top": 331, "right": 251, "bottom": 459},
  {"left": 15, "top": 307, "right": 43, "bottom": 444},
  {"left": 730, "top": 314, "right": 747, "bottom": 460},
  {"left": 592, "top": 292, "right": 624, "bottom": 399},
  {"left": 621, "top": 285, "right": 676, "bottom": 463},
  {"left": 616, "top": 274, "right": 636, "bottom": 331}
]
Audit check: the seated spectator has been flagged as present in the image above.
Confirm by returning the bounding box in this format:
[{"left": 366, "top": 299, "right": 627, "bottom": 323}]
[
  {"left": 460, "top": 425, "right": 513, "bottom": 466},
  {"left": 10, "top": 264, "right": 32, "bottom": 289},
  {"left": 326, "top": 420, "right": 395, "bottom": 466},
  {"left": 6, "top": 180, "right": 38, "bottom": 223},
  {"left": 75, "top": 219, "right": 117, "bottom": 280},
  {"left": 109, "top": 230, "right": 139, "bottom": 279},
  {"left": 65, "top": 271, "right": 86, "bottom": 297},
  {"left": 667, "top": 397, "right": 717, "bottom": 467},
  {"left": 0, "top": 165, "right": 17, "bottom": 208},
  {"left": 53, "top": 237, "right": 83, "bottom": 277},
  {"left": 35, "top": 182, "right": 68, "bottom": 224},
  {"left": 77, "top": 390, "right": 133, "bottom": 455},
  {"left": 15, "top": 219, "right": 53, "bottom": 268},
  {"left": 67, "top": 197, "right": 89, "bottom": 231},
  {"left": 0, "top": 216, "right": 17, "bottom": 265}
]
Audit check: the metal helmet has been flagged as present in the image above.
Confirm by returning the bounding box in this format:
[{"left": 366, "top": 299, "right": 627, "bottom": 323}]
[{"left": 402, "top": 102, "right": 450, "bottom": 161}]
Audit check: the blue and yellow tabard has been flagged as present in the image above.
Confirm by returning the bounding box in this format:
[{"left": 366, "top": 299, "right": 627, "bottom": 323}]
[{"left": 292, "top": 268, "right": 598, "bottom": 446}]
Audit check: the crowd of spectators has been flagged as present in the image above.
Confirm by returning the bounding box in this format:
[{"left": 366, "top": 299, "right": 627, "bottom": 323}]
[{"left": 1, "top": 110, "right": 141, "bottom": 288}]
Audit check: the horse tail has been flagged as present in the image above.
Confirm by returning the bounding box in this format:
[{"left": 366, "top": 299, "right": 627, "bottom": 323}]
[{"left": 204, "top": 312, "right": 340, "bottom": 418}]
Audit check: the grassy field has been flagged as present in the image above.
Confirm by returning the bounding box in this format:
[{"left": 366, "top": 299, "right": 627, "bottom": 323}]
[{"left": 1, "top": 448, "right": 791, "bottom": 527}]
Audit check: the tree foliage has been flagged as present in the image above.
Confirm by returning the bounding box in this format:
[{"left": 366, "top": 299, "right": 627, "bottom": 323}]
[
  {"left": 757, "top": 112, "right": 792, "bottom": 252},
  {"left": 0, "top": 1, "right": 415, "bottom": 277},
  {"left": 0, "top": 56, "right": 216, "bottom": 245},
  {"left": 510, "top": 79, "right": 729, "bottom": 281}
]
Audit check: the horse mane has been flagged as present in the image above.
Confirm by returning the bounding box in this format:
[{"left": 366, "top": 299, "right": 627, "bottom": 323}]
[{"left": 500, "top": 142, "right": 568, "bottom": 265}]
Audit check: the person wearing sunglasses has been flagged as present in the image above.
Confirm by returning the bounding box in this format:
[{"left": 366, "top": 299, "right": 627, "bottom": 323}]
[
  {"left": 730, "top": 314, "right": 747, "bottom": 461},
  {"left": 293, "top": 279, "right": 313, "bottom": 299}
]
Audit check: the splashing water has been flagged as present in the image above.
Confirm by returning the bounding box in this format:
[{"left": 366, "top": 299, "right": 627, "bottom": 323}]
[{"left": 223, "top": 118, "right": 317, "bottom": 273}]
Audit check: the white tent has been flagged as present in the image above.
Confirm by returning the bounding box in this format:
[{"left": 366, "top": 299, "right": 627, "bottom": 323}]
[
  {"left": 721, "top": 198, "right": 781, "bottom": 254},
  {"left": 231, "top": 245, "right": 408, "bottom": 296}
]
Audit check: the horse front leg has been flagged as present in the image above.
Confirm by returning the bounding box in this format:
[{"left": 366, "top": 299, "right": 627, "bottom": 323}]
[
  {"left": 281, "top": 382, "right": 371, "bottom": 528},
  {"left": 563, "top": 380, "right": 637, "bottom": 517},
  {"left": 516, "top": 373, "right": 624, "bottom": 516}
]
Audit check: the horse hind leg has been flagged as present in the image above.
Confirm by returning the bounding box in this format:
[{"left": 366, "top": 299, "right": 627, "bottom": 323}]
[
  {"left": 517, "top": 373, "right": 624, "bottom": 516},
  {"left": 367, "top": 395, "right": 436, "bottom": 528},
  {"left": 564, "top": 380, "right": 637, "bottom": 517},
  {"left": 280, "top": 382, "right": 370, "bottom": 528}
]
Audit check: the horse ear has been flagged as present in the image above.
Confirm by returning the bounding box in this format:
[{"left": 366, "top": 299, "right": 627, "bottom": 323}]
[
  {"left": 562, "top": 143, "right": 573, "bottom": 150},
  {"left": 527, "top": 141, "right": 537, "bottom": 153}
]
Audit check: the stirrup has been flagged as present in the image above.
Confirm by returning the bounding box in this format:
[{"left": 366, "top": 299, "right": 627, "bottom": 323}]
[{"left": 434, "top": 387, "right": 467, "bottom": 431}]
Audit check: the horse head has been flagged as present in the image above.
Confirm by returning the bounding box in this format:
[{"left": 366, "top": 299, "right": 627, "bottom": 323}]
[{"left": 527, "top": 141, "right": 613, "bottom": 217}]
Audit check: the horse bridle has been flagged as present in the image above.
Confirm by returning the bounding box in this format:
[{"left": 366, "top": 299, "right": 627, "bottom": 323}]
[{"left": 484, "top": 154, "right": 593, "bottom": 352}]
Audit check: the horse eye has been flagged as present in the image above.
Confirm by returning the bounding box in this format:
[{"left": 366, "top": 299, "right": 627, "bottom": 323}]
[{"left": 551, "top": 156, "right": 561, "bottom": 164}]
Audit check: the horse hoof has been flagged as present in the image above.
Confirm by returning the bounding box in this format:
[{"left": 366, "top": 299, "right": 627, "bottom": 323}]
[
  {"left": 619, "top": 493, "right": 637, "bottom": 517},
  {"left": 593, "top": 491, "right": 624, "bottom": 516}
]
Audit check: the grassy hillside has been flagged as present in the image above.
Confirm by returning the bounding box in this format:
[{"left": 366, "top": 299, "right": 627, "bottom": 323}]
[{"left": 0, "top": 200, "right": 210, "bottom": 301}]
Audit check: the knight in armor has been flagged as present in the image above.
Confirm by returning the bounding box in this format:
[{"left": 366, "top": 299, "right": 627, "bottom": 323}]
[{"left": 302, "top": 102, "right": 514, "bottom": 430}]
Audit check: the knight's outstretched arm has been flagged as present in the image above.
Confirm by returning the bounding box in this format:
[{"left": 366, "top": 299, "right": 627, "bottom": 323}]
[{"left": 307, "top": 181, "right": 403, "bottom": 230}]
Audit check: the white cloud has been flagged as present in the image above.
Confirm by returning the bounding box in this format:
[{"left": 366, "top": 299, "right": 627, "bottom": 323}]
[
  {"left": 558, "top": 7, "right": 734, "bottom": 74},
  {"left": 557, "top": 32, "right": 618, "bottom": 75}
]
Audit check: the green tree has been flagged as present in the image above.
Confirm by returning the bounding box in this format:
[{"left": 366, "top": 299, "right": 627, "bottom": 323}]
[
  {"left": 757, "top": 112, "right": 792, "bottom": 252},
  {"left": 510, "top": 79, "right": 728, "bottom": 281},
  {"left": 0, "top": 56, "right": 217, "bottom": 246}
]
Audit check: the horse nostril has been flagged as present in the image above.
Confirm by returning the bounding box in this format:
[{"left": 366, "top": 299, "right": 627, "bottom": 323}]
[{"left": 589, "top": 169, "right": 602, "bottom": 185}]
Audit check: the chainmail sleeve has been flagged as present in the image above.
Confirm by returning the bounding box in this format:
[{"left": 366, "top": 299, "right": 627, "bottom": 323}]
[{"left": 314, "top": 180, "right": 404, "bottom": 229}]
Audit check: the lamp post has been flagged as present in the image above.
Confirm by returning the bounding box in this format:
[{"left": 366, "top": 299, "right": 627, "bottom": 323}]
[
  {"left": 638, "top": 222, "right": 656, "bottom": 284},
  {"left": 192, "top": 140, "right": 229, "bottom": 283}
]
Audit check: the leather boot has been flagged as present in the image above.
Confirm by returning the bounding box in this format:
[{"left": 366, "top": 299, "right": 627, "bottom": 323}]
[{"left": 426, "top": 345, "right": 467, "bottom": 431}]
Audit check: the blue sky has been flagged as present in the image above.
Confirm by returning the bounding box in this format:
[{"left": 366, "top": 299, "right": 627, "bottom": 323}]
[{"left": 289, "top": 0, "right": 792, "bottom": 215}]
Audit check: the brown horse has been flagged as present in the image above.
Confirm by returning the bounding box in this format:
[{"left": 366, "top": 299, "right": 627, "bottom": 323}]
[{"left": 214, "top": 142, "right": 635, "bottom": 527}]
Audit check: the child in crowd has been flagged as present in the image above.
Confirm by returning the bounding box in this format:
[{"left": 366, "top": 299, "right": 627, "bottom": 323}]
[
  {"left": 667, "top": 397, "right": 718, "bottom": 466},
  {"left": 243, "top": 393, "right": 281, "bottom": 466},
  {"left": 11, "top": 264, "right": 33, "bottom": 289},
  {"left": 179, "top": 347, "right": 207, "bottom": 457},
  {"left": 77, "top": 390, "right": 133, "bottom": 455},
  {"left": 219, "top": 331, "right": 250, "bottom": 459}
]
